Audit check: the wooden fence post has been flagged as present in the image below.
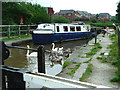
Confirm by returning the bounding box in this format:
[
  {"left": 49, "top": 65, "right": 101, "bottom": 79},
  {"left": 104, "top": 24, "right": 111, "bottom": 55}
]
[
  {"left": 18, "top": 25, "right": 20, "bottom": 36},
  {"left": 8, "top": 25, "right": 10, "bottom": 38},
  {"left": 27, "top": 25, "right": 30, "bottom": 35},
  {"left": 37, "top": 45, "right": 45, "bottom": 73}
]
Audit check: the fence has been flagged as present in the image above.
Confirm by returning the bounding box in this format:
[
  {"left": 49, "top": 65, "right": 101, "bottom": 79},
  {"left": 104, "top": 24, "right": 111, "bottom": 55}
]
[{"left": 0, "top": 25, "right": 37, "bottom": 38}]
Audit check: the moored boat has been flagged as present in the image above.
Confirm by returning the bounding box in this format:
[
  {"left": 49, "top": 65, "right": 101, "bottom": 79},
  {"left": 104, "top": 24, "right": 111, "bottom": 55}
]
[{"left": 31, "top": 23, "right": 92, "bottom": 44}]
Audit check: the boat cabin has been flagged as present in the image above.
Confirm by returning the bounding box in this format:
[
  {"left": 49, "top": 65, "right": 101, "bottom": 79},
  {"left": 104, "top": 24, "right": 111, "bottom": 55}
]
[{"left": 33, "top": 23, "right": 91, "bottom": 34}]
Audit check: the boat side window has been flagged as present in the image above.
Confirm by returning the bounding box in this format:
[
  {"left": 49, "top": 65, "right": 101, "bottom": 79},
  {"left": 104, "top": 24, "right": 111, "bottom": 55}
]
[
  {"left": 63, "top": 26, "right": 68, "bottom": 32},
  {"left": 87, "top": 26, "right": 89, "bottom": 31},
  {"left": 70, "top": 26, "right": 75, "bottom": 32},
  {"left": 76, "top": 26, "right": 81, "bottom": 31},
  {"left": 56, "top": 26, "right": 60, "bottom": 32}
]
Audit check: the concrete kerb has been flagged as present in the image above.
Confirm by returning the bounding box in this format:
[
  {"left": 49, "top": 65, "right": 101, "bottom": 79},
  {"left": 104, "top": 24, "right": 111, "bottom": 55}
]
[
  {"left": 59, "top": 37, "right": 96, "bottom": 81},
  {"left": 5, "top": 38, "right": 32, "bottom": 46}
]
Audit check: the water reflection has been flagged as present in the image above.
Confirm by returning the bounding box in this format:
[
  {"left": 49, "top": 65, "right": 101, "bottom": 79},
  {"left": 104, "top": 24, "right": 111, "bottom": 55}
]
[{"left": 4, "top": 39, "right": 89, "bottom": 75}]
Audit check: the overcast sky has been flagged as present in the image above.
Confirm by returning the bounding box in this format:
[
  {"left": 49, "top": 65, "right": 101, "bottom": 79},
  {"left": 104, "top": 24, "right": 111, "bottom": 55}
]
[{"left": 28, "top": 0, "right": 119, "bottom": 16}]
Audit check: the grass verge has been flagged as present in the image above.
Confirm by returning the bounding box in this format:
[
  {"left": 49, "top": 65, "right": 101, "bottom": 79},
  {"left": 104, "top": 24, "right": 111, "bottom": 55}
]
[
  {"left": 63, "top": 61, "right": 70, "bottom": 68},
  {"left": 96, "top": 56, "right": 112, "bottom": 63},
  {"left": 86, "top": 43, "right": 102, "bottom": 57},
  {"left": 108, "top": 34, "right": 120, "bottom": 83},
  {"left": 66, "top": 63, "right": 80, "bottom": 75},
  {"left": 1, "top": 35, "right": 32, "bottom": 41},
  {"left": 79, "top": 63, "right": 93, "bottom": 82}
]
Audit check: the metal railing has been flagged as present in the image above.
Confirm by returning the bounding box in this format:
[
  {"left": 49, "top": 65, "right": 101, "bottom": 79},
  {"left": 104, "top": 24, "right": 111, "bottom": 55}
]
[
  {"left": 1, "top": 43, "right": 46, "bottom": 89},
  {"left": 0, "top": 25, "right": 37, "bottom": 38},
  {"left": 1, "top": 42, "right": 110, "bottom": 89}
]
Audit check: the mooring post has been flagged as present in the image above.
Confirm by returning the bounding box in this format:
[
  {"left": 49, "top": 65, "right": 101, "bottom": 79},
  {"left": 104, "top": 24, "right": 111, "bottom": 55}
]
[
  {"left": 95, "top": 28, "right": 97, "bottom": 44},
  {"left": 37, "top": 45, "right": 45, "bottom": 73}
]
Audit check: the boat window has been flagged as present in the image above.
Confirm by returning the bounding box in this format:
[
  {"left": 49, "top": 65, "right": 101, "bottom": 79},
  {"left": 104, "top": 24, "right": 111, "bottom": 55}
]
[
  {"left": 70, "top": 26, "right": 75, "bottom": 31},
  {"left": 63, "top": 26, "right": 68, "bottom": 32},
  {"left": 76, "top": 26, "right": 81, "bottom": 31},
  {"left": 56, "top": 26, "right": 60, "bottom": 32},
  {"left": 87, "top": 26, "right": 89, "bottom": 31}
]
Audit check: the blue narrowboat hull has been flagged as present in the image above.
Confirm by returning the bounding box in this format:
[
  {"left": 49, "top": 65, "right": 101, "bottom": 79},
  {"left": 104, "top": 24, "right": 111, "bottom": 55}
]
[{"left": 32, "top": 32, "right": 92, "bottom": 44}]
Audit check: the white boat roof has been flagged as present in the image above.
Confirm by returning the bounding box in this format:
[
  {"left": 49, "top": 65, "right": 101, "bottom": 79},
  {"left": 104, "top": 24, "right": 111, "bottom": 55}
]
[{"left": 37, "top": 23, "right": 86, "bottom": 26}]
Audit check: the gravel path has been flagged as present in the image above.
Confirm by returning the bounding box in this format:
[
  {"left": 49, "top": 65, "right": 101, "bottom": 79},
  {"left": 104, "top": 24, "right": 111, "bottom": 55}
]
[{"left": 86, "top": 33, "right": 119, "bottom": 88}]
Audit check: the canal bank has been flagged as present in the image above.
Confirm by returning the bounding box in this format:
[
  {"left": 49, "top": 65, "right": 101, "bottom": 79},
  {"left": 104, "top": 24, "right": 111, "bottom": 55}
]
[
  {"left": 5, "top": 37, "right": 32, "bottom": 46},
  {"left": 57, "top": 32, "right": 119, "bottom": 88},
  {"left": 3, "top": 33, "right": 119, "bottom": 88}
]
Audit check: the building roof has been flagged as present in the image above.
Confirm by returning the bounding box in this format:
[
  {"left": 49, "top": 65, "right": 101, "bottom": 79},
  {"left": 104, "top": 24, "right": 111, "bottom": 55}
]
[
  {"left": 59, "top": 10, "right": 75, "bottom": 14},
  {"left": 99, "top": 13, "right": 110, "bottom": 16}
]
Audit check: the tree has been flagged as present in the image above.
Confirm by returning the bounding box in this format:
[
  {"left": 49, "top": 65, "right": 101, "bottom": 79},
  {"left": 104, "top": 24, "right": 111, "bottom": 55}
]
[
  {"left": 2, "top": 2, "right": 51, "bottom": 25},
  {"left": 53, "top": 16, "right": 70, "bottom": 23},
  {"left": 116, "top": 2, "right": 120, "bottom": 22},
  {"left": 96, "top": 14, "right": 99, "bottom": 20}
]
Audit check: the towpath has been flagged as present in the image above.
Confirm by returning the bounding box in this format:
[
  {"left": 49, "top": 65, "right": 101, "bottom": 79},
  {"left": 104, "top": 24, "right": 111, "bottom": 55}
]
[
  {"left": 4, "top": 37, "right": 32, "bottom": 46},
  {"left": 86, "top": 33, "right": 119, "bottom": 88},
  {"left": 58, "top": 32, "right": 120, "bottom": 88}
]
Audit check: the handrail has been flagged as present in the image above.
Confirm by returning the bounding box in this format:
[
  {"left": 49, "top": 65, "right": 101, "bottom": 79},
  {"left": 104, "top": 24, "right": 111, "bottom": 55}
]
[
  {"left": 6, "top": 45, "right": 51, "bottom": 53},
  {"left": 0, "top": 25, "right": 37, "bottom": 27}
]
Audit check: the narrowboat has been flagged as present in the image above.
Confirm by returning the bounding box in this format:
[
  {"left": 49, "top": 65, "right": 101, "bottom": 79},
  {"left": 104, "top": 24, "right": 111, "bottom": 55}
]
[{"left": 31, "top": 23, "right": 92, "bottom": 44}]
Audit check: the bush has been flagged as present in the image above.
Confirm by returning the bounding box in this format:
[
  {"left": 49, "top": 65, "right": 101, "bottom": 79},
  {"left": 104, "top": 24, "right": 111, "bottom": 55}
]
[
  {"left": 91, "top": 19, "right": 97, "bottom": 23},
  {"left": 53, "top": 16, "right": 70, "bottom": 23}
]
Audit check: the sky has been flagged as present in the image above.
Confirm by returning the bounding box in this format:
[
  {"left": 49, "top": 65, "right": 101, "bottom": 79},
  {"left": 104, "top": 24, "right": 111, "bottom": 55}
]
[{"left": 28, "top": 0, "right": 119, "bottom": 16}]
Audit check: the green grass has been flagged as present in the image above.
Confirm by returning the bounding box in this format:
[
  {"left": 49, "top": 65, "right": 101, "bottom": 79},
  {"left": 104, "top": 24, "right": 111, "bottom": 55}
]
[
  {"left": 86, "top": 43, "right": 102, "bottom": 57},
  {"left": 108, "top": 33, "right": 120, "bottom": 83},
  {"left": 79, "top": 63, "right": 93, "bottom": 82},
  {"left": 0, "top": 35, "right": 32, "bottom": 41},
  {"left": 63, "top": 61, "right": 70, "bottom": 68},
  {"left": 97, "top": 56, "right": 111, "bottom": 63},
  {"left": 66, "top": 63, "right": 80, "bottom": 75}
]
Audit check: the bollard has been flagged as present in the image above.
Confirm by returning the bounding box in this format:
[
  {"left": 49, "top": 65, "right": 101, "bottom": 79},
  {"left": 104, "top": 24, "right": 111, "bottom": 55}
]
[
  {"left": 95, "top": 31, "right": 97, "bottom": 44},
  {"left": 37, "top": 45, "right": 45, "bottom": 73}
]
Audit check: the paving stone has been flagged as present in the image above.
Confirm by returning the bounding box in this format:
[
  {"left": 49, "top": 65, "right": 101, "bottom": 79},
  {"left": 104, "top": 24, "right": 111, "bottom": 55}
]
[
  {"left": 72, "top": 63, "right": 89, "bottom": 81},
  {"left": 80, "top": 47, "right": 93, "bottom": 50},
  {"left": 70, "top": 58, "right": 91, "bottom": 63},
  {"left": 80, "top": 54, "right": 86, "bottom": 57}
]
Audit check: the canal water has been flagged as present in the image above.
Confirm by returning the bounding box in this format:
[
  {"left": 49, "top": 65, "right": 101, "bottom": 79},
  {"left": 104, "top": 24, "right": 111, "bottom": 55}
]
[{"left": 4, "top": 39, "right": 89, "bottom": 75}]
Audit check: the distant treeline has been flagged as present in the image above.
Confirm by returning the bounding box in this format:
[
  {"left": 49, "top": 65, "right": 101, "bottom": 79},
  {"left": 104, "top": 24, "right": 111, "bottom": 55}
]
[{"left": 2, "top": 2, "right": 51, "bottom": 25}]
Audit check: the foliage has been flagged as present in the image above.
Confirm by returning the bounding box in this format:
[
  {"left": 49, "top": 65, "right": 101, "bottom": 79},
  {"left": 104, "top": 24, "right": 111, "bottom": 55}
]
[
  {"left": 116, "top": 2, "right": 120, "bottom": 23},
  {"left": 111, "top": 16, "right": 117, "bottom": 22},
  {"left": 109, "top": 34, "right": 120, "bottom": 83},
  {"left": 83, "top": 21, "right": 115, "bottom": 28},
  {"left": 90, "top": 19, "right": 97, "bottom": 23},
  {"left": 2, "top": 2, "right": 51, "bottom": 25},
  {"left": 52, "top": 16, "right": 70, "bottom": 23}
]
